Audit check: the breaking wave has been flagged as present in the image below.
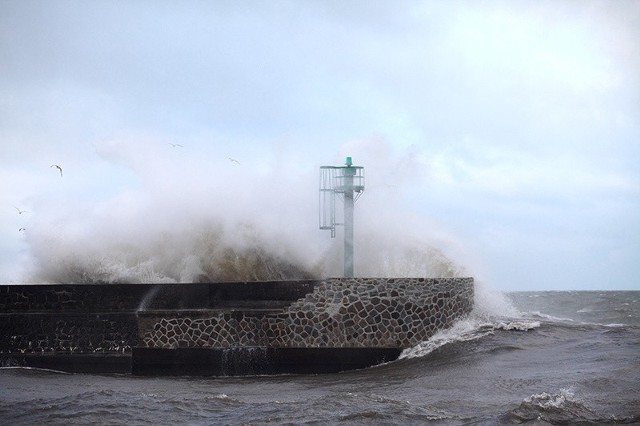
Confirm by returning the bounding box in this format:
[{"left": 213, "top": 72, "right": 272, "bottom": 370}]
[
  {"left": 16, "top": 138, "right": 474, "bottom": 284},
  {"left": 24, "top": 220, "right": 467, "bottom": 284},
  {"left": 399, "top": 287, "right": 540, "bottom": 360},
  {"left": 502, "top": 387, "right": 638, "bottom": 424},
  {"left": 399, "top": 315, "right": 541, "bottom": 360}
]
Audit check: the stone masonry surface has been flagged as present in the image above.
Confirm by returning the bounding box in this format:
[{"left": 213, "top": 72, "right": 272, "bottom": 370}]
[
  {"left": 0, "top": 281, "right": 311, "bottom": 354},
  {"left": 141, "top": 277, "right": 474, "bottom": 349}
]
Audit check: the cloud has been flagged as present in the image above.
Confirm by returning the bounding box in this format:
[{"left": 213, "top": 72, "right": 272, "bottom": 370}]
[{"left": 1, "top": 1, "right": 638, "bottom": 289}]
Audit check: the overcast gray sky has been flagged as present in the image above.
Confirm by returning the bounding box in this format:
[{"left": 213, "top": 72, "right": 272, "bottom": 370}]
[{"left": 1, "top": 1, "right": 639, "bottom": 290}]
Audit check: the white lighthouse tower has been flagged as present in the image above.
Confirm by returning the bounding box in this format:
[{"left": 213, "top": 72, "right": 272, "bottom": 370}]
[{"left": 319, "top": 157, "right": 365, "bottom": 277}]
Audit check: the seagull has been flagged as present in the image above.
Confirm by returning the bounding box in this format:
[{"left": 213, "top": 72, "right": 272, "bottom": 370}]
[
  {"left": 14, "top": 207, "right": 27, "bottom": 214},
  {"left": 169, "top": 143, "right": 184, "bottom": 148},
  {"left": 51, "top": 164, "right": 63, "bottom": 177},
  {"left": 18, "top": 228, "right": 26, "bottom": 232},
  {"left": 227, "top": 157, "right": 240, "bottom": 166}
]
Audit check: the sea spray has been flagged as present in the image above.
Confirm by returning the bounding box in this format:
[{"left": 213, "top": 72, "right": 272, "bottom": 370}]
[
  {"left": 400, "top": 280, "right": 538, "bottom": 360},
  {"left": 472, "top": 279, "right": 520, "bottom": 319},
  {"left": 25, "top": 220, "right": 322, "bottom": 283},
  {"left": 20, "top": 138, "right": 474, "bottom": 283},
  {"left": 25, "top": 218, "right": 469, "bottom": 283}
]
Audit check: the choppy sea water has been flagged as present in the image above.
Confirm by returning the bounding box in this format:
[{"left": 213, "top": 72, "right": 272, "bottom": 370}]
[{"left": 1, "top": 290, "right": 638, "bottom": 425}]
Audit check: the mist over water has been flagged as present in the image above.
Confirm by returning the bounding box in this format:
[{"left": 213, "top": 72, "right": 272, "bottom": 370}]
[{"left": 19, "top": 138, "right": 474, "bottom": 284}]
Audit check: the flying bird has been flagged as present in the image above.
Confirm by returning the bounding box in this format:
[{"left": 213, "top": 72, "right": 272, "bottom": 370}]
[
  {"left": 169, "top": 143, "right": 184, "bottom": 148},
  {"left": 227, "top": 157, "right": 241, "bottom": 166},
  {"left": 18, "top": 228, "right": 26, "bottom": 232},
  {"left": 14, "top": 207, "right": 27, "bottom": 214},
  {"left": 51, "top": 164, "right": 63, "bottom": 177}
]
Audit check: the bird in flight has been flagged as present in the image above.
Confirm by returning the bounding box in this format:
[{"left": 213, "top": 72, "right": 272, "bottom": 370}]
[
  {"left": 18, "top": 228, "right": 26, "bottom": 232},
  {"left": 14, "top": 207, "right": 27, "bottom": 214},
  {"left": 169, "top": 143, "right": 184, "bottom": 148},
  {"left": 51, "top": 164, "right": 63, "bottom": 177},
  {"left": 227, "top": 157, "right": 240, "bottom": 166}
]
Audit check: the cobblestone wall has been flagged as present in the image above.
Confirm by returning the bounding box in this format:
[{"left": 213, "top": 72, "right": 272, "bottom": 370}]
[
  {"left": 140, "top": 277, "right": 474, "bottom": 349},
  {"left": 0, "top": 281, "right": 313, "bottom": 354}
]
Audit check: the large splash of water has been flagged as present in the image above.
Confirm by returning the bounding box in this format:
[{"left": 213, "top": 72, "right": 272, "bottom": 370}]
[
  {"left": 24, "top": 218, "right": 468, "bottom": 284},
  {"left": 19, "top": 137, "right": 475, "bottom": 284}
]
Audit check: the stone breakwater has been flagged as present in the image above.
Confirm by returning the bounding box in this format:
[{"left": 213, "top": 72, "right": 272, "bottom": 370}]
[
  {"left": 0, "top": 281, "right": 310, "bottom": 355},
  {"left": 139, "top": 277, "right": 474, "bottom": 350},
  {"left": 0, "top": 278, "right": 474, "bottom": 374}
]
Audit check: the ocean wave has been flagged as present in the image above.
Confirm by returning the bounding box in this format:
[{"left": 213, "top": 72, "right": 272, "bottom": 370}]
[
  {"left": 315, "top": 391, "right": 460, "bottom": 423},
  {"left": 502, "top": 387, "right": 637, "bottom": 424},
  {"left": 528, "top": 310, "right": 576, "bottom": 323},
  {"left": 399, "top": 282, "right": 558, "bottom": 359},
  {"left": 529, "top": 311, "right": 638, "bottom": 330},
  {"left": 22, "top": 193, "right": 471, "bottom": 284},
  {"left": 399, "top": 318, "right": 489, "bottom": 360},
  {"left": 602, "top": 323, "right": 627, "bottom": 328},
  {"left": 494, "top": 320, "right": 541, "bottom": 331},
  {"left": 399, "top": 312, "right": 541, "bottom": 360}
]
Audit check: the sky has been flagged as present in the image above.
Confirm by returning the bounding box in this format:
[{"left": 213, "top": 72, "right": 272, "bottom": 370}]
[{"left": 1, "top": 0, "right": 639, "bottom": 291}]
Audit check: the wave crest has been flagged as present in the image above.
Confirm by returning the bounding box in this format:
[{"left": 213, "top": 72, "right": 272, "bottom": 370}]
[
  {"left": 502, "top": 387, "right": 628, "bottom": 424},
  {"left": 400, "top": 311, "right": 541, "bottom": 360},
  {"left": 25, "top": 219, "right": 467, "bottom": 284}
]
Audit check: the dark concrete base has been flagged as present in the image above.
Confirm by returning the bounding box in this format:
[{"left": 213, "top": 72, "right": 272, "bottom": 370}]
[
  {"left": 132, "top": 347, "right": 402, "bottom": 376},
  {"left": 1, "top": 353, "right": 131, "bottom": 374},
  {"left": 0, "top": 348, "right": 401, "bottom": 376}
]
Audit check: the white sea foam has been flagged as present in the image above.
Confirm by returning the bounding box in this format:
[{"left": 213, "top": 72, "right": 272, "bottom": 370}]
[
  {"left": 399, "top": 317, "right": 491, "bottom": 359},
  {"left": 513, "top": 386, "right": 606, "bottom": 424},
  {"left": 528, "top": 311, "right": 575, "bottom": 322},
  {"left": 525, "top": 388, "right": 576, "bottom": 409},
  {"left": 400, "top": 281, "right": 542, "bottom": 360},
  {"left": 399, "top": 315, "right": 543, "bottom": 360},
  {"left": 494, "top": 320, "right": 541, "bottom": 331},
  {"left": 521, "top": 387, "right": 594, "bottom": 414}
]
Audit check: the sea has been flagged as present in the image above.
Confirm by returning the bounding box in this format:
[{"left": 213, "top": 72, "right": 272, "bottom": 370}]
[{"left": 1, "top": 290, "right": 638, "bottom": 425}]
